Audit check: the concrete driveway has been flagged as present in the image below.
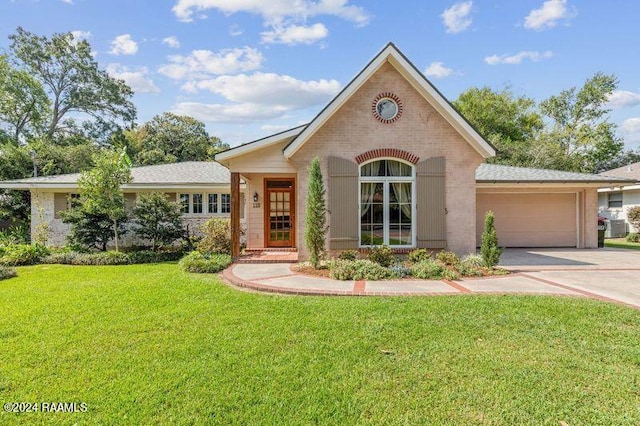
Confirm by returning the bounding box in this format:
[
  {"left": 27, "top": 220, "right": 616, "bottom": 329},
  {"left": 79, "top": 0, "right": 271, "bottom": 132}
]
[{"left": 498, "top": 248, "right": 640, "bottom": 308}]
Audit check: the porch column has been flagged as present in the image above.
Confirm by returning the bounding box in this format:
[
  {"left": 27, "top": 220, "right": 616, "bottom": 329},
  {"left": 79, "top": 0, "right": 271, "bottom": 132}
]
[{"left": 231, "top": 172, "right": 241, "bottom": 258}]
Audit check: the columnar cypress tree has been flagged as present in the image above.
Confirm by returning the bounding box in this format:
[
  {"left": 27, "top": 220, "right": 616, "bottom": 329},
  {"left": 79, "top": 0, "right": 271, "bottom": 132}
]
[
  {"left": 304, "top": 157, "right": 328, "bottom": 269},
  {"left": 481, "top": 210, "right": 502, "bottom": 268}
]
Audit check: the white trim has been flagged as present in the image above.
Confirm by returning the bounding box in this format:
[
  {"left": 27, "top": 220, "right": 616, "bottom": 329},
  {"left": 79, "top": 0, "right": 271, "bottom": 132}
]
[
  {"left": 283, "top": 44, "right": 496, "bottom": 160},
  {"left": 576, "top": 192, "right": 580, "bottom": 248},
  {"left": 215, "top": 125, "right": 305, "bottom": 163}
]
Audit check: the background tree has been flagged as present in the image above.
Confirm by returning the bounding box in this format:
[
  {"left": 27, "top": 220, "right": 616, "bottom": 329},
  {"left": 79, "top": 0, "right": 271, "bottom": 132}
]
[
  {"left": 8, "top": 27, "right": 136, "bottom": 141},
  {"left": 0, "top": 55, "right": 49, "bottom": 142},
  {"left": 74, "top": 149, "right": 132, "bottom": 251},
  {"left": 132, "top": 192, "right": 184, "bottom": 251},
  {"left": 304, "top": 157, "right": 328, "bottom": 269},
  {"left": 123, "top": 112, "right": 229, "bottom": 165},
  {"left": 453, "top": 87, "right": 543, "bottom": 166},
  {"left": 540, "top": 72, "right": 623, "bottom": 173},
  {"left": 0, "top": 144, "right": 33, "bottom": 224}
]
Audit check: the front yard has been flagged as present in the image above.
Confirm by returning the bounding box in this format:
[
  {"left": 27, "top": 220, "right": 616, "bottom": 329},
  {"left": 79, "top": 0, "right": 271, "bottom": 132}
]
[
  {"left": 605, "top": 237, "right": 640, "bottom": 250},
  {"left": 1, "top": 264, "right": 640, "bottom": 424}
]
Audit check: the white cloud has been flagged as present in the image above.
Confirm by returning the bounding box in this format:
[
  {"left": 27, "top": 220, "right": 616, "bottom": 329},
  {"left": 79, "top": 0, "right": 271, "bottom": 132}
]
[
  {"left": 173, "top": 72, "right": 340, "bottom": 124},
  {"left": 172, "top": 102, "right": 290, "bottom": 123},
  {"left": 106, "top": 64, "right": 160, "bottom": 94},
  {"left": 162, "top": 36, "right": 181, "bottom": 49},
  {"left": 158, "top": 47, "right": 263, "bottom": 80},
  {"left": 260, "top": 124, "right": 294, "bottom": 133},
  {"left": 424, "top": 62, "right": 454, "bottom": 79},
  {"left": 172, "top": 0, "right": 370, "bottom": 26},
  {"left": 61, "top": 0, "right": 73, "bottom": 4},
  {"left": 484, "top": 50, "right": 553, "bottom": 65},
  {"left": 261, "top": 23, "right": 329, "bottom": 45},
  {"left": 608, "top": 91, "right": 640, "bottom": 109},
  {"left": 441, "top": 1, "right": 473, "bottom": 34},
  {"left": 524, "top": 0, "right": 575, "bottom": 31},
  {"left": 622, "top": 118, "right": 640, "bottom": 134},
  {"left": 229, "top": 25, "right": 243, "bottom": 37},
  {"left": 71, "top": 30, "right": 91, "bottom": 41},
  {"left": 181, "top": 72, "right": 340, "bottom": 108},
  {"left": 109, "top": 34, "right": 138, "bottom": 55}
]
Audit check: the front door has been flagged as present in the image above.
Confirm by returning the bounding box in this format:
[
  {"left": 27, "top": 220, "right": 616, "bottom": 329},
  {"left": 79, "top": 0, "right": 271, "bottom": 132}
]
[{"left": 265, "top": 179, "right": 295, "bottom": 248}]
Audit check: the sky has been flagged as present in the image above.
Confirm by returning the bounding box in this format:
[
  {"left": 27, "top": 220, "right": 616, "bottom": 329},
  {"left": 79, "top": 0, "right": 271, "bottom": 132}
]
[{"left": 1, "top": 0, "right": 640, "bottom": 149}]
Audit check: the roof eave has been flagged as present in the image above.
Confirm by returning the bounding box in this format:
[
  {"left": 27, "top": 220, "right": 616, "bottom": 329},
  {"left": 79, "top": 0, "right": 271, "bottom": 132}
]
[{"left": 214, "top": 125, "right": 307, "bottom": 164}]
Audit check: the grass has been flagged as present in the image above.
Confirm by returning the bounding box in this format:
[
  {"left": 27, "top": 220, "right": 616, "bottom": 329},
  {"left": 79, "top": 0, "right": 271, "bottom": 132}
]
[
  {"left": 1, "top": 264, "right": 640, "bottom": 425},
  {"left": 605, "top": 237, "right": 640, "bottom": 250}
]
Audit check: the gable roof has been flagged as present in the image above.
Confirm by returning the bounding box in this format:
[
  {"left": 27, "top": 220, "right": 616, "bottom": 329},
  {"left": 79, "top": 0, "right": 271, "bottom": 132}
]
[
  {"left": 477, "top": 163, "right": 637, "bottom": 185},
  {"left": 282, "top": 43, "right": 496, "bottom": 160},
  {"left": 214, "top": 124, "right": 307, "bottom": 164},
  {"left": 0, "top": 161, "right": 237, "bottom": 190},
  {"left": 599, "top": 161, "right": 640, "bottom": 181}
]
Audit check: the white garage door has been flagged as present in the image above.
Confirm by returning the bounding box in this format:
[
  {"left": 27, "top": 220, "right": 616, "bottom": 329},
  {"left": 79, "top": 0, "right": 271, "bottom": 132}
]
[{"left": 476, "top": 193, "right": 577, "bottom": 247}]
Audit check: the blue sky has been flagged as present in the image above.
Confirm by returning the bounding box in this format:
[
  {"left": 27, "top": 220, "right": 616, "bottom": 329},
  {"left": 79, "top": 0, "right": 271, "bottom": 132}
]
[{"left": 2, "top": 0, "right": 640, "bottom": 149}]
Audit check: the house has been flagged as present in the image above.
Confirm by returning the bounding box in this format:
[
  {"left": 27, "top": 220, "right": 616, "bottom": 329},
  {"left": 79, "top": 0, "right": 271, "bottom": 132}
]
[
  {"left": 215, "top": 43, "right": 633, "bottom": 259},
  {"left": 598, "top": 161, "right": 640, "bottom": 233},
  {"left": 1, "top": 43, "right": 632, "bottom": 256},
  {"left": 0, "top": 161, "right": 245, "bottom": 246}
]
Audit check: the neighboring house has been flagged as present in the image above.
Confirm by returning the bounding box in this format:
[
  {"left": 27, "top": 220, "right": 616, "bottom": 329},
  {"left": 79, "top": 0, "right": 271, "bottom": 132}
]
[
  {"left": 215, "top": 43, "right": 633, "bottom": 259},
  {"left": 0, "top": 161, "right": 245, "bottom": 246},
  {"left": 598, "top": 161, "right": 640, "bottom": 233}
]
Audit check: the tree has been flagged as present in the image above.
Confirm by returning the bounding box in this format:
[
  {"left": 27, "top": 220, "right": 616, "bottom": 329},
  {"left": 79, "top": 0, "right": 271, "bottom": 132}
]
[
  {"left": 627, "top": 206, "right": 640, "bottom": 233},
  {"left": 540, "top": 72, "right": 623, "bottom": 173},
  {"left": 74, "top": 149, "right": 132, "bottom": 251},
  {"left": 0, "top": 55, "right": 49, "bottom": 142},
  {"left": 132, "top": 192, "right": 184, "bottom": 251},
  {"left": 8, "top": 27, "right": 136, "bottom": 140},
  {"left": 480, "top": 211, "right": 502, "bottom": 268},
  {"left": 0, "top": 143, "right": 33, "bottom": 224},
  {"left": 304, "top": 157, "right": 328, "bottom": 269},
  {"left": 123, "top": 112, "right": 229, "bottom": 165},
  {"left": 61, "top": 208, "right": 124, "bottom": 252},
  {"left": 453, "top": 87, "right": 544, "bottom": 166}
]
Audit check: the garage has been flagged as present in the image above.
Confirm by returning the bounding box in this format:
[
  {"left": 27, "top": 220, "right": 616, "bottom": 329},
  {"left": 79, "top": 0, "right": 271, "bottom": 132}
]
[{"left": 476, "top": 193, "right": 577, "bottom": 248}]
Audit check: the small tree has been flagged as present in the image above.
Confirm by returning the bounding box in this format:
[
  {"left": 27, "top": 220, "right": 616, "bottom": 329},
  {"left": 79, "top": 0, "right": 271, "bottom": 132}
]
[
  {"left": 132, "top": 192, "right": 184, "bottom": 251},
  {"left": 61, "top": 208, "right": 124, "bottom": 251},
  {"left": 304, "top": 157, "right": 328, "bottom": 269},
  {"left": 481, "top": 210, "right": 502, "bottom": 268},
  {"left": 74, "top": 149, "right": 132, "bottom": 251},
  {"left": 627, "top": 206, "right": 640, "bottom": 233}
]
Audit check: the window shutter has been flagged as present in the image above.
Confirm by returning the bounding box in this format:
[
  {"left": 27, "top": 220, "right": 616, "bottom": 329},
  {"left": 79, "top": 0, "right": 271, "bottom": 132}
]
[
  {"left": 416, "top": 156, "right": 446, "bottom": 249},
  {"left": 328, "top": 156, "right": 359, "bottom": 250}
]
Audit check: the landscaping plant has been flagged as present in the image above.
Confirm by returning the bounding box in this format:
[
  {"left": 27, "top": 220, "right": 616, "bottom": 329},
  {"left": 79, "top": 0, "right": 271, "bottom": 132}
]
[
  {"left": 366, "top": 245, "right": 395, "bottom": 267},
  {"left": 133, "top": 192, "right": 184, "bottom": 251},
  {"left": 480, "top": 210, "right": 502, "bottom": 268},
  {"left": 627, "top": 206, "right": 640, "bottom": 233},
  {"left": 304, "top": 157, "right": 328, "bottom": 269},
  {"left": 179, "top": 251, "right": 232, "bottom": 273},
  {"left": 197, "top": 218, "right": 232, "bottom": 255}
]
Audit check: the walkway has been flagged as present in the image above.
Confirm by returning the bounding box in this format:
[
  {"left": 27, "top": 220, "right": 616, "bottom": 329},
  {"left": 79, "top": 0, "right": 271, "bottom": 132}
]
[{"left": 222, "top": 248, "right": 640, "bottom": 310}]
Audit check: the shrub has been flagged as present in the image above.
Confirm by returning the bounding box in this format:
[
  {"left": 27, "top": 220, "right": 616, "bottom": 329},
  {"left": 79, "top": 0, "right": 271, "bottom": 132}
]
[
  {"left": 0, "top": 244, "right": 50, "bottom": 266},
  {"left": 389, "top": 264, "right": 412, "bottom": 278},
  {"left": 407, "top": 248, "right": 431, "bottom": 263},
  {"left": 461, "top": 253, "right": 484, "bottom": 268},
  {"left": 441, "top": 268, "right": 461, "bottom": 281},
  {"left": 0, "top": 225, "right": 29, "bottom": 245},
  {"left": 179, "top": 251, "right": 232, "bottom": 273},
  {"left": 304, "top": 157, "right": 328, "bottom": 269},
  {"left": 338, "top": 250, "right": 359, "bottom": 261},
  {"left": 0, "top": 265, "right": 17, "bottom": 280},
  {"left": 366, "top": 245, "right": 395, "bottom": 267},
  {"left": 132, "top": 192, "right": 184, "bottom": 251},
  {"left": 42, "top": 249, "right": 184, "bottom": 265},
  {"left": 626, "top": 233, "right": 640, "bottom": 243},
  {"left": 328, "top": 259, "right": 394, "bottom": 281},
  {"left": 481, "top": 211, "right": 502, "bottom": 268},
  {"left": 197, "top": 218, "right": 232, "bottom": 255},
  {"left": 78, "top": 251, "right": 130, "bottom": 266},
  {"left": 436, "top": 250, "right": 460, "bottom": 266},
  {"left": 127, "top": 250, "right": 183, "bottom": 264},
  {"left": 411, "top": 259, "right": 445, "bottom": 280},
  {"left": 627, "top": 206, "right": 640, "bottom": 232}
]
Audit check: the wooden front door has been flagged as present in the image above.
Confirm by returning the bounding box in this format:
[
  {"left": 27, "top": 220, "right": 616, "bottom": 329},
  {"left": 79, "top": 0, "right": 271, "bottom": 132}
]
[{"left": 265, "top": 179, "right": 295, "bottom": 247}]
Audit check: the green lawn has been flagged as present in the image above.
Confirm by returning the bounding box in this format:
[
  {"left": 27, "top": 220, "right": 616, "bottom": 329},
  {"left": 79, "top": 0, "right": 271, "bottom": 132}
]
[
  {"left": 1, "top": 264, "right": 640, "bottom": 425},
  {"left": 605, "top": 237, "right": 640, "bottom": 250}
]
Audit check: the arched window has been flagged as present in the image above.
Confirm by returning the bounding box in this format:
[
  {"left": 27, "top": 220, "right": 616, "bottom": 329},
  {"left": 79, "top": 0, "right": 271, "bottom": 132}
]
[{"left": 359, "top": 159, "right": 415, "bottom": 247}]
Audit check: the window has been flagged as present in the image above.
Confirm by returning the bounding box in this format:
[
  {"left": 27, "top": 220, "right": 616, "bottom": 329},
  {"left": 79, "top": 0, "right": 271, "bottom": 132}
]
[
  {"left": 179, "top": 194, "right": 189, "bottom": 213},
  {"left": 208, "top": 194, "right": 218, "bottom": 213},
  {"left": 359, "top": 159, "right": 414, "bottom": 247},
  {"left": 192, "top": 193, "right": 203, "bottom": 214},
  {"left": 54, "top": 193, "right": 80, "bottom": 218},
  {"left": 608, "top": 192, "right": 623, "bottom": 208},
  {"left": 221, "top": 194, "right": 231, "bottom": 213}
]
